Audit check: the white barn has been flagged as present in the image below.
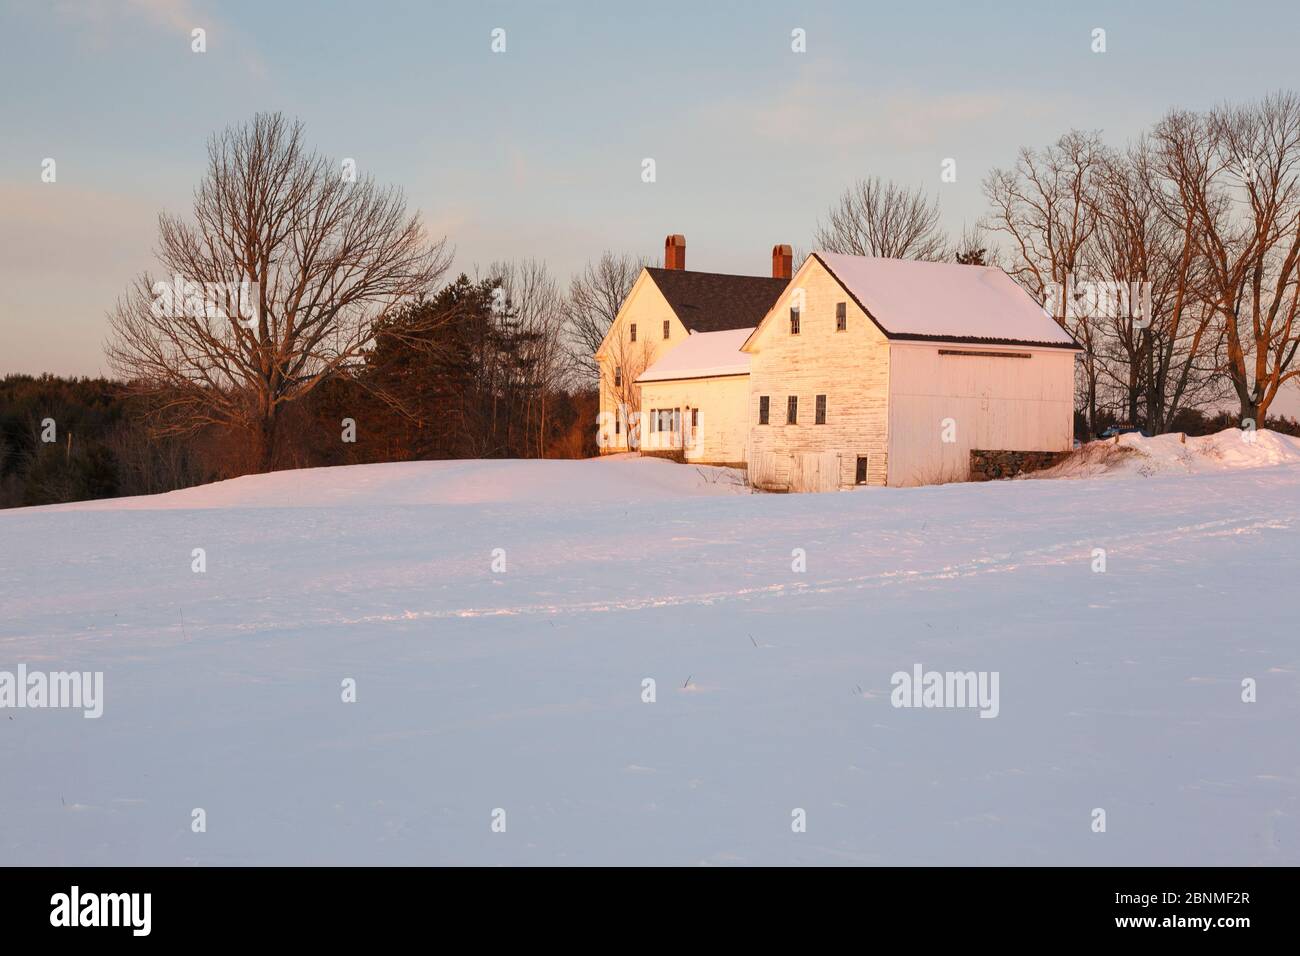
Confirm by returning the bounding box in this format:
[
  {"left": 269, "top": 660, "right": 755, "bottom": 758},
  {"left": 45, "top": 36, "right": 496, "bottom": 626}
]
[{"left": 743, "top": 253, "right": 1081, "bottom": 489}]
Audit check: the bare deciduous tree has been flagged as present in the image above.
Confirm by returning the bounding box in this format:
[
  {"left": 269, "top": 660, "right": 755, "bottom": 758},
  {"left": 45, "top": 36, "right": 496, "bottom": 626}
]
[
  {"left": 814, "top": 177, "right": 947, "bottom": 260},
  {"left": 107, "top": 112, "right": 451, "bottom": 471},
  {"left": 486, "top": 258, "right": 565, "bottom": 456},
  {"left": 983, "top": 131, "right": 1108, "bottom": 431},
  {"left": 1157, "top": 94, "right": 1300, "bottom": 424},
  {"left": 1090, "top": 141, "right": 1224, "bottom": 431},
  {"left": 563, "top": 251, "right": 646, "bottom": 386}
]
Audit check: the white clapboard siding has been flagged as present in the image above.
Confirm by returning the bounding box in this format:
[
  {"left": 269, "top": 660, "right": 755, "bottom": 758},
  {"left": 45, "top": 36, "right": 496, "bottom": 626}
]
[
  {"left": 639, "top": 374, "right": 750, "bottom": 465},
  {"left": 594, "top": 271, "right": 691, "bottom": 454},
  {"left": 745, "top": 258, "right": 890, "bottom": 489}
]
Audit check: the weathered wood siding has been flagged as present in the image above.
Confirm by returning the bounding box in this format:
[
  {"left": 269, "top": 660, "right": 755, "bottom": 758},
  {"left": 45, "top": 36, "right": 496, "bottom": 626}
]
[
  {"left": 745, "top": 258, "right": 890, "bottom": 489},
  {"left": 639, "top": 374, "right": 750, "bottom": 465},
  {"left": 886, "top": 344, "right": 1077, "bottom": 486},
  {"left": 595, "top": 271, "right": 690, "bottom": 453}
]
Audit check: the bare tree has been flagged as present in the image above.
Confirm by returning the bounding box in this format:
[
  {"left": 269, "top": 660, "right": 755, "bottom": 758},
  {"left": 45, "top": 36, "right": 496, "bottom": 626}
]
[
  {"left": 1156, "top": 94, "right": 1300, "bottom": 424},
  {"left": 487, "top": 259, "right": 565, "bottom": 456},
  {"left": 563, "top": 251, "right": 646, "bottom": 386},
  {"left": 1090, "top": 140, "right": 1224, "bottom": 431},
  {"left": 814, "top": 177, "right": 947, "bottom": 260},
  {"left": 983, "top": 131, "right": 1108, "bottom": 432},
  {"left": 107, "top": 112, "right": 451, "bottom": 471},
  {"left": 953, "top": 223, "right": 996, "bottom": 266}
]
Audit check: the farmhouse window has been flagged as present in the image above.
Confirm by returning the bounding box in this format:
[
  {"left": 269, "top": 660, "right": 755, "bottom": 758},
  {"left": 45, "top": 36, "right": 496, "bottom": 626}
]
[
  {"left": 691, "top": 408, "right": 699, "bottom": 427},
  {"left": 759, "top": 396, "right": 770, "bottom": 425},
  {"left": 815, "top": 394, "right": 827, "bottom": 424},
  {"left": 663, "top": 320, "right": 670, "bottom": 339},
  {"left": 614, "top": 366, "right": 622, "bottom": 388},
  {"left": 855, "top": 456, "right": 869, "bottom": 484},
  {"left": 836, "top": 302, "right": 847, "bottom": 331},
  {"left": 790, "top": 307, "right": 800, "bottom": 335},
  {"left": 787, "top": 396, "right": 798, "bottom": 424},
  {"left": 630, "top": 323, "right": 637, "bottom": 342}
]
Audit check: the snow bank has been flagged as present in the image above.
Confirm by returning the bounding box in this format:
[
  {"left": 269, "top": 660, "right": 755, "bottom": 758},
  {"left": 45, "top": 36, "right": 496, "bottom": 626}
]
[
  {"left": 30, "top": 456, "right": 749, "bottom": 511},
  {"left": 1029, "top": 428, "right": 1300, "bottom": 480}
]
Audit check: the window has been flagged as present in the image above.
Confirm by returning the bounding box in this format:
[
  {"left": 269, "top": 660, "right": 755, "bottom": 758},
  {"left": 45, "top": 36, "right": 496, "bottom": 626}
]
[
  {"left": 787, "top": 396, "right": 798, "bottom": 424},
  {"left": 790, "top": 306, "right": 800, "bottom": 335},
  {"left": 630, "top": 323, "right": 637, "bottom": 342},
  {"left": 663, "top": 320, "right": 670, "bottom": 340},
  {"left": 855, "top": 456, "right": 869, "bottom": 485},
  {"left": 691, "top": 408, "right": 699, "bottom": 427},
  {"left": 836, "top": 302, "right": 847, "bottom": 331},
  {"left": 615, "top": 416, "right": 621, "bottom": 435},
  {"left": 614, "top": 366, "right": 622, "bottom": 388},
  {"left": 759, "top": 396, "right": 770, "bottom": 425},
  {"left": 815, "top": 394, "right": 827, "bottom": 424}
]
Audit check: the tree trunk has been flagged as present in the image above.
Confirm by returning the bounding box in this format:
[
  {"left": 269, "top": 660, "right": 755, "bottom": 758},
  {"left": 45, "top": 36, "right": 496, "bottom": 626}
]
[{"left": 258, "top": 409, "right": 278, "bottom": 473}]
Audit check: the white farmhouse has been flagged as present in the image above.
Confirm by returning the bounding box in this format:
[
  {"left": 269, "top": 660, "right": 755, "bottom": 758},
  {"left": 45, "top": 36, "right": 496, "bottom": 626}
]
[
  {"left": 593, "top": 235, "right": 789, "bottom": 462},
  {"left": 596, "top": 236, "right": 1082, "bottom": 489}
]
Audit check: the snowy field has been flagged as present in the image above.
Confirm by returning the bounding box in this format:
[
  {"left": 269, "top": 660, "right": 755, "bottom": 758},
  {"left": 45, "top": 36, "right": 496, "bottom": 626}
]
[{"left": 1, "top": 436, "right": 1297, "bottom": 866}]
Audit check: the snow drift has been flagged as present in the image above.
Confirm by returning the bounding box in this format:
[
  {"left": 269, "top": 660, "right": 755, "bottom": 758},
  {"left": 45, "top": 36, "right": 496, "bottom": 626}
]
[{"left": 1030, "top": 428, "right": 1300, "bottom": 480}]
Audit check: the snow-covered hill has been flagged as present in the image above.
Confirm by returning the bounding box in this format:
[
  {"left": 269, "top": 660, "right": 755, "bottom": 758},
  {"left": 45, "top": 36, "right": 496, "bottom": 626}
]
[{"left": 1, "top": 450, "right": 1297, "bottom": 865}]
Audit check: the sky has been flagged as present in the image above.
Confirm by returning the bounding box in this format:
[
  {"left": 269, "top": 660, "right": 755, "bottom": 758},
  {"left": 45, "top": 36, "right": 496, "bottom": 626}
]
[{"left": 3, "top": 0, "right": 1300, "bottom": 402}]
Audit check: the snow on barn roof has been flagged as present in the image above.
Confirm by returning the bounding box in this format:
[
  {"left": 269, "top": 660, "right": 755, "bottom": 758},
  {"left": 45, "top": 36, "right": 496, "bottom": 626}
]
[
  {"left": 637, "top": 328, "right": 752, "bottom": 383},
  {"left": 814, "top": 253, "right": 1081, "bottom": 349}
]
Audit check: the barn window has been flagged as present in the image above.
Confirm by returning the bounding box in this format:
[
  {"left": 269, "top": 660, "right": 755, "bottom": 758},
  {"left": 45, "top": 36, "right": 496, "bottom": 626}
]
[
  {"left": 614, "top": 366, "right": 622, "bottom": 388},
  {"left": 836, "top": 302, "right": 847, "bottom": 331},
  {"left": 815, "top": 394, "right": 827, "bottom": 424},
  {"left": 855, "top": 456, "right": 869, "bottom": 484},
  {"left": 663, "top": 320, "right": 670, "bottom": 339},
  {"left": 790, "top": 307, "right": 800, "bottom": 335},
  {"left": 759, "top": 396, "right": 770, "bottom": 425},
  {"left": 630, "top": 323, "right": 637, "bottom": 342},
  {"left": 787, "top": 396, "right": 798, "bottom": 424}
]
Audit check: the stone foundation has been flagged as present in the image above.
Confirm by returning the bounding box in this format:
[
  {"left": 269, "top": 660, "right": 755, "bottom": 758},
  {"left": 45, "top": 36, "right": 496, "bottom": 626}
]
[
  {"left": 639, "top": 449, "right": 686, "bottom": 464},
  {"left": 969, "top": 449, "right": 1069, "bottom": 481}
]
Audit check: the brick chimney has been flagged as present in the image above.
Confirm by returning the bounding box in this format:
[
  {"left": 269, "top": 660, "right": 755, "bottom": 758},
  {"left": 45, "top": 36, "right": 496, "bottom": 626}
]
[
  {"left": 772, "top": 244, "right": 793, "bottom": 280},
  {"left": 664, "top": 234, "right": 686, "bottom": 270}
]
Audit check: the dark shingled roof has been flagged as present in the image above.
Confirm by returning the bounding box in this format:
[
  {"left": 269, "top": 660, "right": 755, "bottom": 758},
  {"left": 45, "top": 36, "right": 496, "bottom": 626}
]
[{"left": 645, "top": 267, "right": 788, "bottom": 333}]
